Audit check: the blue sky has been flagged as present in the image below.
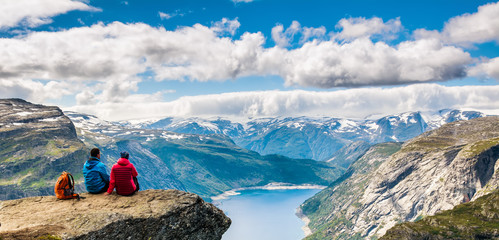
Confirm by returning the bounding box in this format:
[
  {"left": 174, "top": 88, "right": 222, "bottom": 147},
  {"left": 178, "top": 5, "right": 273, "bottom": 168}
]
[{"left": 1, "top": 0, "right": 498, "bottom": 120}]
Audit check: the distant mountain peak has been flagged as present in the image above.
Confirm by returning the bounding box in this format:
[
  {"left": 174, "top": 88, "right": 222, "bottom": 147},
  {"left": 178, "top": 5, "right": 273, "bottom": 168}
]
[{"left": 109, "top": 109, "right": 488, "bottom": 161}]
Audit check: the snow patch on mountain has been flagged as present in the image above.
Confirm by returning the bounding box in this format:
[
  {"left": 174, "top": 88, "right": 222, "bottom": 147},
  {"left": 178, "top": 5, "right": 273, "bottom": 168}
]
[{"left": 66, "top": 109, "right": 490, "bottom": 162}]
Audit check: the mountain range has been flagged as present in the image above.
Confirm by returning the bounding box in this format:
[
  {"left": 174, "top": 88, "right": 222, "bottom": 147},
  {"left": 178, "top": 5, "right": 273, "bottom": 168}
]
[
  {"left": 124, "top": 110, "right": 485, "bottom": 161},
  {"left": 66, "top": 111, "right": 342, "bottom": 199},
  {"left": 0, "top": 98, "right": 342, "bottom": 201}
]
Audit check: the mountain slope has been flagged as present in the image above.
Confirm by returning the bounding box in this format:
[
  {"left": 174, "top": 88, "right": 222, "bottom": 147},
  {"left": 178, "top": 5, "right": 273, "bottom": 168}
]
[
  {"left": 0, "top": 99, "right": 87, "bottom": 200},
  {"left": 301, "top": 116, "right": 499, "bottom": 239},
  {"left": 326, "top": 140, "right": 371, "bottom": 169},
  {"left": 301, "top": 142, "right": 403, "bottom": 240},
  {"left": 381, "top": 190, "right": 499, "bottom": 240}
]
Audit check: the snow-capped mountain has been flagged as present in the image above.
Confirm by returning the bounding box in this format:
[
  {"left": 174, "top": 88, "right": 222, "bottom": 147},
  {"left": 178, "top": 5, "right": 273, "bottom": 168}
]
[
  {"left": 127, "top": 109, "right": 487, "bottom": 161},
  {"left": 64, "top": 111, "right": 342, "bottom": 198}
]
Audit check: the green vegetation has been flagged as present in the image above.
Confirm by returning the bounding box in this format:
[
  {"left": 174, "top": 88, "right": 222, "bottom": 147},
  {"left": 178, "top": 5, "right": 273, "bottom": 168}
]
[
  {"left": 414, "top": 215, "right": 424, "bottom": 222},
  {"left": 145, "top": 136, "right": 343, "bottom": 198},
  {"left": 400, "top": 136, "right": 455, "bottom": 153},
  {"left": 38, "top": 235, "right": 62, "bottom": 240},
  {"left": 45, "top": 140, "right": 80, "bottom": 157},
  {"left": 381, "top": 190, "right": 499, "bottom": 240},
  {"left": 0, "top": 125, "right": 87, "bottom": 200},
  {"left": 462, "top": 137, "right": 499, "bottom": 158}
]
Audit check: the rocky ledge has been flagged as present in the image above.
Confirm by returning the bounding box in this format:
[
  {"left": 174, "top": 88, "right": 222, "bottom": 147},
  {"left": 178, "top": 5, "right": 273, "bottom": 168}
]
[{"left": 0, "top": 189, "right": 231, "bottom": 240}]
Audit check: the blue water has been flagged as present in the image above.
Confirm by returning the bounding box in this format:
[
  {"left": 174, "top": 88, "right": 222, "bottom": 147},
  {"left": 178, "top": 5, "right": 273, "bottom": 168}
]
[{"left": 214, "top": 189, "right": 321, "bottom": 240}]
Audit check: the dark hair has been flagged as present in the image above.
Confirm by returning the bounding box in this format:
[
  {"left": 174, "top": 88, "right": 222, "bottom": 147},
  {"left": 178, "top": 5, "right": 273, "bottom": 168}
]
[
  {"left": 120, "top": 151, "right": 129, "bottom": 159},
  {"left": 90, "top": 148, "right": 100, "bottom": 157}
]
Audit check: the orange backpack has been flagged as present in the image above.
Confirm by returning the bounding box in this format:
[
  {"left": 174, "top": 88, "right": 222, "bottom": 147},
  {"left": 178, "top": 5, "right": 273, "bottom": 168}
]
[{"left": 54, "top": 171, "right": 80, "bottom": 200}]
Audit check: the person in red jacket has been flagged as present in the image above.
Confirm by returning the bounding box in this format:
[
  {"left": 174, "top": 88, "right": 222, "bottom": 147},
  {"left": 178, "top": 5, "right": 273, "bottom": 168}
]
[{"left": 104, "top": 151, "right": 140, "bottom": 196}]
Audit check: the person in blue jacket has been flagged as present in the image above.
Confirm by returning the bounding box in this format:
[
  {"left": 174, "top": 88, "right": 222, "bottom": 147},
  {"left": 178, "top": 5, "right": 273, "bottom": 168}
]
[{"left": 83, "top": 148, "right": 110, "bottom": 194}]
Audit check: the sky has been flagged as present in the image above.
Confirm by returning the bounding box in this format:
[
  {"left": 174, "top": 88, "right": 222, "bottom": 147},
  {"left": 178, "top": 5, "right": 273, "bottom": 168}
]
[{"left": 1, "top": 0, "right": 499, "bottom": 121}]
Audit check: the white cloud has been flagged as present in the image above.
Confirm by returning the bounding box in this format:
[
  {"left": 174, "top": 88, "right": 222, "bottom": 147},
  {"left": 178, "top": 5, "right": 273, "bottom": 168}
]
[
  {"left": 0, "top": 18, "right": 474, "bottom": 105},
  {"left": 271, "top": 21, "right": 301, "bottom": 47},
  {"left": 75, "top": 90, "right": 96, "bottom": 105},
  {"left": 159, "top": 10, "right": 187, "bottom": 20},
  {"left": 0, "top": 21, "right": 265, "bottom": 103},
  {"left": 271, "top": 24, "right": 287, "bottom": 47},
  {"left": 415, "top": 1, "right": 499, "bottom": 46},
  {"left": 272, "top": 21, "right": 327, "bottom": 47},
  {"left": 3, "top": 0, "right": 498, "bottom": 114},
  {"left": 159, "top": 12, "right": 173, "bottom": 20},
  {"left": 67, "top": 84, "right": 499, "bottom": 121},
  {"left": 334, "top": 17, "right": 402, "bottom": 40},
  {"left": 211, "top": 18, "right": 241, "bottom": 36},
  {"left": 265, "top": 17, "right": 468, "bottom": 88},
  {"left": 267, "top": 38, "right": 471, "bottom": 87},
  {"left": 300, "top": 26, "right": 327, "bottom": 43},
  {"left": 0, "top": 78, "right": 80, "bottom": 102},
  {"left": 0, "top": 0, "right": 99, "bottom": 29},
  {"left": 443, "top": 1, "right": 499, "bottom": 45},
  {"left": 468, "top": 57, "right": 499, "bottom": 79},
  {"left": 232, "top": 0, "right": 254, "bottom": 3}
]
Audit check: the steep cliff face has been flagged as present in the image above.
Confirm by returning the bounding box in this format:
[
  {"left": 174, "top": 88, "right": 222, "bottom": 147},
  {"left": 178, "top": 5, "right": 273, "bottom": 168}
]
[
  {"left": 303, "top": 116, "right": 499, "bottom": 239},
  {"left": 0, "top": 99, "right": 87, "bottom": 200},
  {"left": 0, "top": 189, "right": 231, "bottom": 240},
  {"left": 301, "top": 142, "right": 402, "bottom": 240},
  {"left": 381, "top": 190, "right": 499, "bottom": 240}
]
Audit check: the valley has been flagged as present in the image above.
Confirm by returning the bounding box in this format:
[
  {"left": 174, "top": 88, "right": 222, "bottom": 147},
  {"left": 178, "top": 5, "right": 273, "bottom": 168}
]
[{"left": 1, "top": 98, "right": 497, "bottom": 240}]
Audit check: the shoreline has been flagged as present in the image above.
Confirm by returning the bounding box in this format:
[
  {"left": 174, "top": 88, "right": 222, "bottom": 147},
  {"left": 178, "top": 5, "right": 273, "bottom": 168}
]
[
  {"left": 210, "top": 182, "right": 326, "bottom": 201},
  {"left": 211, "top": 182, "right": 324, "bottom": 237},
  {"left": 295, "top": 207, "right": 313, "bottom": 237}
]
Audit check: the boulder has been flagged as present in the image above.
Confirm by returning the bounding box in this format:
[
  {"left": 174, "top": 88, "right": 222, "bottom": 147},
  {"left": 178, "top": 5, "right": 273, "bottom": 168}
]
[{"left": 0, "top": 189, "right": 231, "bottom": 240}]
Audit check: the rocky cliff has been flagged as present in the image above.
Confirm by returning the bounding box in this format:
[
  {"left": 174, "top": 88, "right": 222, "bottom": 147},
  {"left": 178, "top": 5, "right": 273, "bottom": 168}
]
[
  {"left": 381, "top": 190, "right": 499, "bottom": 240},
  {"left": 0, "top": 99, "right": 87, "bottom": 200},
  {"left": 0, "top": 189, "right": 231, "bottom": 240},
  {"left": 301, "top": 142, "right": 403, "bottom": 240},
  {"left": 302, "top": 116, "right": 499, "bottom": 239}
]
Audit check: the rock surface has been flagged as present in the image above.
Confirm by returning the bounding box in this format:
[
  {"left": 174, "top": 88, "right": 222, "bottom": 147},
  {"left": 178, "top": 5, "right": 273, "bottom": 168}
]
[
  {"left": 301, "top": 142, "right": 402, "bottom": 240},
  {"left": 0, "top": 189, "right": 231, "bottom": 240},
  {"left": 381, "top": 190, "right": 499, "bottom": 240},
  {"left": 302, "top": 116, "right": 499, "bottom": 239}
]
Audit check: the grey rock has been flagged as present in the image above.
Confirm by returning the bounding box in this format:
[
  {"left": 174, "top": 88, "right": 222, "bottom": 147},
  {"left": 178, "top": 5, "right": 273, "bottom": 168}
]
[{"left": 303, "top": 116, "right": 499, "bottom": 239}]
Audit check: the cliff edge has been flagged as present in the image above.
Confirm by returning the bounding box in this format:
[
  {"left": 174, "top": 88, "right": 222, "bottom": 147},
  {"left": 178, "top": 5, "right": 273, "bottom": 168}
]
[{"left": 0, "top": 189, "right": 231, "bottom": 240}]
